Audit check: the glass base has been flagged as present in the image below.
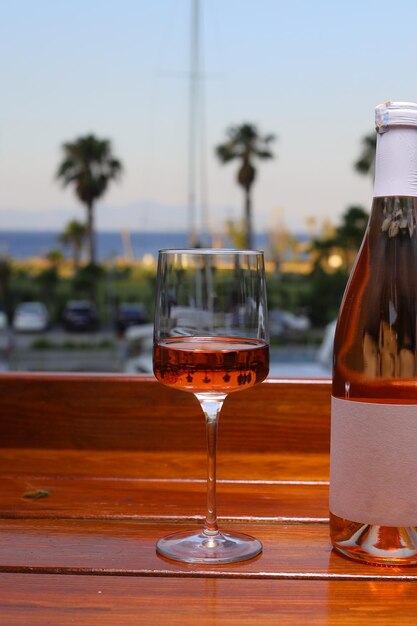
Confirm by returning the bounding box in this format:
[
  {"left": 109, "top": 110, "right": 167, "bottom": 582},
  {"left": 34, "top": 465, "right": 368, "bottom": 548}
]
[{"left": 156, "top": 529, "right": 263, "bottom": 564}]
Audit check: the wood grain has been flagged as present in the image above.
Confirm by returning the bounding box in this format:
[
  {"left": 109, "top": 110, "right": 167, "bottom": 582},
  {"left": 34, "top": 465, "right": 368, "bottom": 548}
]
[
  {"left": 0, "top": 475, "right": 329, "bottom": 521},
  {"left": 0, "top": 519, "right": 415, "bottom": 579},
  {"left": 0, "top": 374, "right": 331, "bottom": 452},
  {"left": 0, "top": 449, "right": 330, "bottom": 481},
  {"left": 0, "top": 574, "right": 416, "bottom": 626}
]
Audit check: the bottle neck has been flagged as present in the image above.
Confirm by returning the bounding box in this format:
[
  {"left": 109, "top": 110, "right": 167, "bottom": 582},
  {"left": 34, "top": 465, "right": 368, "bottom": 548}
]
[{"left": 374, "top": 127, "right": 417, "bottom": 198}]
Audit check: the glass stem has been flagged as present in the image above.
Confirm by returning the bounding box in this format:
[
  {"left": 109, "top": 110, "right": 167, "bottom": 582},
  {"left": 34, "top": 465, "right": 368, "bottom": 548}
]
[{"left": 195, "top": 393, "right": 226, "bottom": 537}]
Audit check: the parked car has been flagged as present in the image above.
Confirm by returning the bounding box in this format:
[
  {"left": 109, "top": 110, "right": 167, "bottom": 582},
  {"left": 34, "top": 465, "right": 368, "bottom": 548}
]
[
  {"left": 116, "top": 303, "right": 148, "bottom": 333},
  {"left": 13, "top": 302, "right": 49, "bottom": 332},
  {"left": 269, "top": 308, "right": 311, "bottom": 338},
  {"left": 62, "top": 301, "right": 98, "bottom": 332}
]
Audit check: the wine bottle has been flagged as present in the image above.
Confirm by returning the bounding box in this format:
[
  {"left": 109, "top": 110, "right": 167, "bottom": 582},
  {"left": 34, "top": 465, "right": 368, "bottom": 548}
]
[{"left": 330, "top": 101, "right": 417, "bottom": 565}]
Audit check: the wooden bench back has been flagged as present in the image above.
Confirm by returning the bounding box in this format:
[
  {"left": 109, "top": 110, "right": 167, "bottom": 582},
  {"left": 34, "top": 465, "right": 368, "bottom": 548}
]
[{"left": 0, "top": 374, "right": 331, "bottom": 453}]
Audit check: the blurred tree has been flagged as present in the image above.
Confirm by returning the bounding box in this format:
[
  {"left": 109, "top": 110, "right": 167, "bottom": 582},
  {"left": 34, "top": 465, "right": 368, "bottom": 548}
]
[
  {"left": 354, "top": 133, "right": 376, "bottom": 179},
  {"left": 225, "top": 219, "right": 247, "bottom": 249},
  {"left": 216, "top": 124, "right": 275, "bottom": 248},
  {"left": 56, "top": 135, "right": 122, "bottom": 264},
  {"left": 337, "top": 205, "right": 369, "bottom": 258},
  {"left": 307, "top": 206, "right": 369, "bottom": 326},
  {"left": 59, "top": 219, "right": 87, "bottom": 271},
  {"left": 305, "top": 216, "right": 318, "bottom": 239},
  {"left": 308, "top": 266, "right": 348, "bottom": 327},
  {"left": 311, "top": 206, "right": 369, "bottom": 272},
  {"left": 267, "top": 223, "right": 299, "bottom": 276},
  {"left": 72, "top": 263, "right": 104, "bottom": 299},
  {"left": 0, "top": 257, "right": 13, "bottom": 322},
  {"left": 46, "top": 249, "right": 65, "bottom": 268},
  {"left": 37, "top": 267, "right": 58, "bottom": 303},
  {"left": 310, "top": 222, "right": 338, "bottom": 269},
  {"left": 37, "top": 250, "right": 64, "bottom": 320}
]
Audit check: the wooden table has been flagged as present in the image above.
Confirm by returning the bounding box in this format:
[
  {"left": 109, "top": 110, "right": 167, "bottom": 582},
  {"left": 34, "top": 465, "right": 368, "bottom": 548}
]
[{"left": 0, "top": 374, "right": 416, "bottom": 624}]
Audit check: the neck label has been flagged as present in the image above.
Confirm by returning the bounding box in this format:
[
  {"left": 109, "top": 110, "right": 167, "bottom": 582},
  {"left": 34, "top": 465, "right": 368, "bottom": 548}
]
[{"left": 374, "top": 128, "right": 417, "bottom": 198}]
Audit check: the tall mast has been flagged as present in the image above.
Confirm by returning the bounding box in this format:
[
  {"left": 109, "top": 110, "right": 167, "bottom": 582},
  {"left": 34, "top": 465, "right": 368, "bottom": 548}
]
[
  {"left": 187, "top": 0, "right": 210, "bottom": 247},
  {"left": 187, "top": 0, "right": 199, "bottom": 246}
]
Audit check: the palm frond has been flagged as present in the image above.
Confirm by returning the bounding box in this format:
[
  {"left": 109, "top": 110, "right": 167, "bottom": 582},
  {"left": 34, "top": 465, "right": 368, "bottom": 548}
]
[
  {"left": 254, "top": 149, "right": 274, "bottom": 159},
  {"left": 216, "top": 144, "right": 238, "bottom": 163}
]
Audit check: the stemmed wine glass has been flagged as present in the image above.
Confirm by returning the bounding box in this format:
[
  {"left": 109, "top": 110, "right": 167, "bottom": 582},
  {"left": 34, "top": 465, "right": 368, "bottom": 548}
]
[{"left": 153, "top": 249, "right": 269, "bottom": 564}]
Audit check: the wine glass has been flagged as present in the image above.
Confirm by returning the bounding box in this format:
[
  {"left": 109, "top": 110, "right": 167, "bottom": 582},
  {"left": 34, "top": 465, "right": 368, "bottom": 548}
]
[{"left": 153, "top": 249, "right": 269, "bottom": 564}]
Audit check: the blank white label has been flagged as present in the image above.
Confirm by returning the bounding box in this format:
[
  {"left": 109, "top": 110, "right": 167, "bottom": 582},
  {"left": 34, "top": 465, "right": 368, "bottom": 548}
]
[
  {"left": 374, "top": 128, "right": 417, "bottom": 198},
  {"left": 330, "top": 397, "right": 417, "bottom": 527}
]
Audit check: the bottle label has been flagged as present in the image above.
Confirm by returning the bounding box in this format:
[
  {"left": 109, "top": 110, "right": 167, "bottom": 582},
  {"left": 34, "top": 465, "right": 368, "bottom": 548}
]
[{"left": 330, "top": 396, "right": 417, "bottom": 526}]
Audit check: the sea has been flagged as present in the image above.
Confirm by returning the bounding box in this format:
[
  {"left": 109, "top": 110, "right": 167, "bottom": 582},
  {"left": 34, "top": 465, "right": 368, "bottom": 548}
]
[{"left": 0, "top": 231, "right": 278, "bottom": 262}]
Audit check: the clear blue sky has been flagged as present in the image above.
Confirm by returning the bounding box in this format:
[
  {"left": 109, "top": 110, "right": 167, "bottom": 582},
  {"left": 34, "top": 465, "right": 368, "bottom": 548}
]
[{"left": 1, "top": 0, "right": 417, "bottom": 234}]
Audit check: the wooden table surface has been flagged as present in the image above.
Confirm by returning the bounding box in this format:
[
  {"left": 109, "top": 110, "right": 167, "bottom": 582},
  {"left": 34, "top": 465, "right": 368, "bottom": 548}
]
[{"left": 0, "top": 374, "right": 416, "bottom": 625}]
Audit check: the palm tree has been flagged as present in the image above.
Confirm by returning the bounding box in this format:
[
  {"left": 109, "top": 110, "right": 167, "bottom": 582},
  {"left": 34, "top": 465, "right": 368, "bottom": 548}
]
[
  {"left": 354, "top": 133, "right": 376, "bottom": 179},
  {"left": 46, "top": 249, "right": 65, "bottom": 268},
  {"left": 216, "top": 124, "right": 275, "bottom": 249},
  {"left": 59, "top": 219, "right": 87, "bottom": 271},
  {"left": 56, "top": 135, "right": 122, "bottom": 264}
]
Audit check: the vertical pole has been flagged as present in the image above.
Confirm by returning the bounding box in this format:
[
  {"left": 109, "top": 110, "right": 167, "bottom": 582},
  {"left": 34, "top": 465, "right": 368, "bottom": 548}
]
[{"left": 188, "top": 0, "right": 199, "bottom": 247}]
